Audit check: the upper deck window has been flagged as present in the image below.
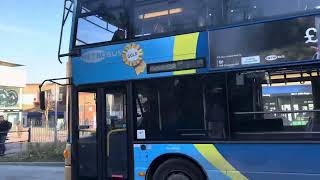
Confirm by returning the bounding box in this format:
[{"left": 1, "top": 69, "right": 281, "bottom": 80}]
[
  {"left": 74, "top": 0, "right": 320, "bottom": 46},
  {"left": 76, "top": 0, "right": 129, "bottom": 46},
  {"left": 133, "top": 0, "right": 208, "bottom": 37},
  {"left": 224, "top": 0, "right": 320, "bottom": 24}
]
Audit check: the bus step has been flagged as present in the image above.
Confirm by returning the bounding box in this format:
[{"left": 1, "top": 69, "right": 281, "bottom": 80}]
[{"left": 112, "top": 174, "right": 124, "bottom": 180}]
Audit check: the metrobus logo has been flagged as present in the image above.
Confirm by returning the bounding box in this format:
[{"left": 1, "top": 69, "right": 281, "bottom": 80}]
[{"left": 81, "top": 50, "right": 121, "bottom": 63}]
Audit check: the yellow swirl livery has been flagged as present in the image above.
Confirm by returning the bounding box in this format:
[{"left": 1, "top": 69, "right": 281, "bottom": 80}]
[{"left": 122, "top": 43, "right": 146, "bottom": 75}]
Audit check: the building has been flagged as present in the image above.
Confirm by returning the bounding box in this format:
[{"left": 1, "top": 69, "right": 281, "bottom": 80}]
[
  {"left": 0, "top": 60, "right": 26, "bottom": 129},
  {"left": 22, "top": 84, "right": 40, "bottom": 110},
  {"left": 22, "top": 83, "right": 67, "bottom": 128}
]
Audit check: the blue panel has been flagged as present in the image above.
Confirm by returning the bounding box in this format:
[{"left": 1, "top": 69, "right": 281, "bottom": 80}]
[
  {"left": 215, "top": 144, "right": 320, "bottom": 176},
  {"left": 262, "top": 85, "right": 312, "bottom": 95},
  {"left": 134, "top": 144, "right": 228, "bottom": 180},
  {"left": 196, "top": 32, "right": 209, "bottom": 58},
  {"left": 72, "top": 36, "right": 175, "bottom": 85},
  {"left": 134, "top": 143, "right": 320, "bottom": 180},
  {"left": 72, "top": 32, "right": 210, "bottom": 85},
  {"left": 196, "top": 32, "right": 210, "bottom": 74}
]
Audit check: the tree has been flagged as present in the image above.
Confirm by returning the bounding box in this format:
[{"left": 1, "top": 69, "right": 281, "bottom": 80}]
[{"left": 43, "top": 90, "right": 55, "bottom": 129}]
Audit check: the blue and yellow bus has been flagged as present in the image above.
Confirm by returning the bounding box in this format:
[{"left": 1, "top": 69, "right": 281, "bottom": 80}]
[{"left": 55, "top": 0, "right": 320, "bottom": 179}]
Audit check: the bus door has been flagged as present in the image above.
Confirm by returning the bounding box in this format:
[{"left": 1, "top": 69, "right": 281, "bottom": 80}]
[
  {"left": 76, "top": 87, "right": 129, "bottom": 180},
  {"left": 77, "top": 91, "right": 98, "bottom": 180},
  {"left": 105, "top": 88, "right": 128, "bottom": 180}
]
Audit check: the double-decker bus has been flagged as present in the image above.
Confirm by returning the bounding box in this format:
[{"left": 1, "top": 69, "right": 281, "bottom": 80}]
[{"left": 52, "top": 0, "right": 320, "bottom": 180}]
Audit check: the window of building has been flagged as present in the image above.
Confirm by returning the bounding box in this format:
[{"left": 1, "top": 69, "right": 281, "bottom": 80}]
[
  {"left": 228, "top": 69, "right": 320, "bottom": 140},
  {"left": 58, "top": 87, "right": 65, "bottom": 102}
]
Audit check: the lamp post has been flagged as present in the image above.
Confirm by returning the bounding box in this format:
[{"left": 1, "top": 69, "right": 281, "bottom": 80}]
[{"left": 54, "top": 84, "right": 59, "bottom": 143}]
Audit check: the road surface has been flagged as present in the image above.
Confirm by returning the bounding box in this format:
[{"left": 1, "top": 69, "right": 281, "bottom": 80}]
[{"left": 0, "top": 165, "right": 64, "bottom": 180}]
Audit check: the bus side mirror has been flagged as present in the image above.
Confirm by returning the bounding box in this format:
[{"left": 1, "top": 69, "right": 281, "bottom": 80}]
[{"left": 40, "top": 91, "right": 46, "bottom": 111}]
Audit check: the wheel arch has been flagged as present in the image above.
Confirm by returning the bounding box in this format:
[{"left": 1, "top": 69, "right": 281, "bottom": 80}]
[{"left": 146, "top": 153, "right": 208, "bottom": 180}]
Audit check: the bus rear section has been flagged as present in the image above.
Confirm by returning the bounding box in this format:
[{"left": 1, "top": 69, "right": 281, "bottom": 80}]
[{"left": 132, "top": 69, "right": 320, "bottom": 180}]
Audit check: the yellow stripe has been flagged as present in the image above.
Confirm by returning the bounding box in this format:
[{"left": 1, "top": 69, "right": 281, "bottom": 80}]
[
  {"left": 194, "top": 144, "right": 248, "bottom": 180},
  {"left": 173, "top": 32, "right": 199, "bottom": 75}
]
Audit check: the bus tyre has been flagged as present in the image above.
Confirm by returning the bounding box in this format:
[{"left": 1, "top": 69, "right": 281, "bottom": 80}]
[{"left": 152, "top": 158, "right": 205, "bottom": 180}]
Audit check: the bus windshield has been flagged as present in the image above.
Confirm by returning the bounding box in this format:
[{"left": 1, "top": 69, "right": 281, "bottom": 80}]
[{"left": 75, "top": 0, "right": 320, "bottom": 46}]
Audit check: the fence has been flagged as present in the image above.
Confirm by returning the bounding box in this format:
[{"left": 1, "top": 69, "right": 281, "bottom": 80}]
[
  {"left": 3, "top": 127, "right": 68, "bottom": 144},
  {"left": 30, "top": 127, "right": 68, "bottom": 143},
  {"left": 0, "top": 126, "right": 68, "bottom": 158},
  {"left": 0, "top": 129, "right": 30, "bottom": 157}
]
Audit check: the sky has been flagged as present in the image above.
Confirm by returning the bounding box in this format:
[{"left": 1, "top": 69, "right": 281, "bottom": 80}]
[{"left": 0, "top": 0, "right": 71, "bottom": 83}]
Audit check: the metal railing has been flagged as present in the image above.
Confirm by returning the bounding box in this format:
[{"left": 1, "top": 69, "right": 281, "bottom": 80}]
[
  {"left": 30, "top": 127, "right": 67, "bottom": 143},
  {"left": 0, "top": 129, "right": 31, "bottom": 144},
  {"left": 0, "top": 127, "right": 68, "bottom": 157},
  {"left": 0, "top": 129, "right": 30, "bottom": 157}
]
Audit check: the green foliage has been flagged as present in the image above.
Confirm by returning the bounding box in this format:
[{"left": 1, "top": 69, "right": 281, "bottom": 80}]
[{"left": 0, "top": 142, "right": 65, "bottom": 162}]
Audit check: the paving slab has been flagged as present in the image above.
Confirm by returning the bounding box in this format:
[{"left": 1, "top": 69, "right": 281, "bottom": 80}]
[{"left": 0, "top": 165, "right": 64, "bottom": 180}]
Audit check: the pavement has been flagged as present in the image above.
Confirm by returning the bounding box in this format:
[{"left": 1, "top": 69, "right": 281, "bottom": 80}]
[
  {"left": 4, "top": 143, "right": 27, "bottom": 156},
  {"left": 0, "top": 165, "right": 64, "bottom": 180}
]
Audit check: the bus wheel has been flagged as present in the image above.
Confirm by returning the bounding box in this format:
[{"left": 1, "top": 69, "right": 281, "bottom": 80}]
[{"left": 152, "top": 158, "right": 205, "bottom": 180}]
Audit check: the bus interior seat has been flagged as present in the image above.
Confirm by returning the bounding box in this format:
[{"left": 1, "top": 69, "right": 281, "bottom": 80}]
[
  {"left": 234, "top": 118, "right": 284, "bottom": 132},
  {"left": 176, "top": 129, "right": 207, "bottom": 137}
]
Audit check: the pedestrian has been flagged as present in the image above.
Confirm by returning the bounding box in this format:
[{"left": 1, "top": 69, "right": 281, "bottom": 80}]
[
  {"left": 0, "top": 115, "right": 12, "bottom": 156},
  {"left": 16, "top": 121, "right": 22, "bottom": 138}
]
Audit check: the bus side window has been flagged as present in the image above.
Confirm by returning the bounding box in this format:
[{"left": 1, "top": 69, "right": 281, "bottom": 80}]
[
  {"left": 228, "top": 70, "right": 320, "bottom": 140},
  {"left": 159, "top": 78, "right": 205, "bottom": 139},
  {"left": 134, "top": 76, "right": 229, "bottom": 141},
  {"left": 206, "top": 82, "right": 227, "bottom": 139}
]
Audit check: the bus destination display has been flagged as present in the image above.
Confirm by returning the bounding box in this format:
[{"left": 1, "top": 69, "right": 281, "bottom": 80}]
[{"left": 147, "top": 59, "right": 205, "bottom": 74}]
